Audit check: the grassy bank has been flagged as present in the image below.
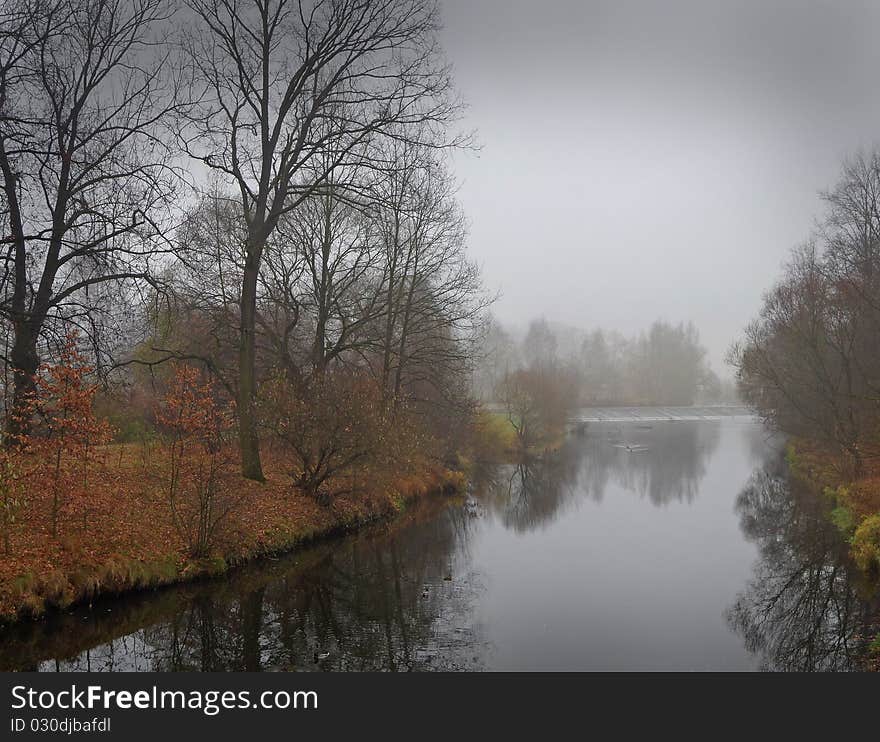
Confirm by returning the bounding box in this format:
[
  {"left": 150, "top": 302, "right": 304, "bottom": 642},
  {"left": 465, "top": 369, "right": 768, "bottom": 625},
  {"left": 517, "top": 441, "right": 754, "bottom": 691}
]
[
  {"left": 786, "top": 441, "right": 880, "bottom": 576},
  {"left": 0, "top": 443, "right": 465, "bottom": 624},
  {"left": 0, "top": 494, "right": 458, "bottom": 671},
  {"left": 786, "top": 441, "right": 880, "bottom": 670},
  {"left": 472, "top": 409, "right": 567, "bottom": 460}
]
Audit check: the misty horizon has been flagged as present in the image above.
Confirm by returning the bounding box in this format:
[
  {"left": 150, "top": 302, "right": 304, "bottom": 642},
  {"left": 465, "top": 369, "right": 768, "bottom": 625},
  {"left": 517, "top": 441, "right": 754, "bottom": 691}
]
[{"left": 440, "top": 0, "right": 880, "bottom": 372}]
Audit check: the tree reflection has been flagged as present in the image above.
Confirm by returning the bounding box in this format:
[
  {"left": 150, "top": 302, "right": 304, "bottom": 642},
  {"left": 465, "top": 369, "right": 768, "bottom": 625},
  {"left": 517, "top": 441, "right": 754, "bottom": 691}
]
[
  {"left": 6, "top": 423, "right": 855, "bottom": 673},
  {"left": 727, "top": 458, "right": 880, "bottom": 671},
  {"left": 476, "top": 446, "right": 582, "bottom": 533},
  {"left": 577, "top": 421, "right": 721, "bottom": 505},
  {"left": 0, "top": 500, "right": 486, "bottom": 672},
  {"left": 470, "top": 421, "right": 721, "bottom": 534}
]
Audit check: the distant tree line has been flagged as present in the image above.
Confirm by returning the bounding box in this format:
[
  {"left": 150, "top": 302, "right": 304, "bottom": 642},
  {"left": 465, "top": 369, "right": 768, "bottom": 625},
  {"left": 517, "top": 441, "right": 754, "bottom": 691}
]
[{"left": 480, "top": 316, "right": 728, "bottom": 410}]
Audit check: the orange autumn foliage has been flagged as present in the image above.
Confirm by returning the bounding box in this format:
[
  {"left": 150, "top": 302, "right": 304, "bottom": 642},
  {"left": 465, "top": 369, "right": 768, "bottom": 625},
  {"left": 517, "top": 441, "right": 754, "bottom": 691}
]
[
  {"left": 0, "top": 353, "right": 464, "bottom": 624},
  {"left": 29, "top": 333, "right": 114, "bottom": 537},
  {"left": 155, "top": 365, "right": 237, "bottom": 557}
]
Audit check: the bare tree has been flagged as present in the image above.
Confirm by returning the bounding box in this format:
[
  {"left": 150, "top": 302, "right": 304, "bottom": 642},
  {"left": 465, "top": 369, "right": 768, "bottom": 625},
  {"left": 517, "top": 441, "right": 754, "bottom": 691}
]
[
  {"left": 731, "top": 153, "right": 880, "bottom": 470},
  {"left": 0, "top": 0, "right": 179, "bottom": 439},
  {"left": 290, "top": 168, "right": 385, "bottom": 376},
  {"left": 368, "top": 139, "right": 488, "bottom": 419},
  {"left": 731, "top": 244, "right": 872, "bottom": 473},
  {"left": 181, "top": 0, "right": 461, "bottom": 480}
]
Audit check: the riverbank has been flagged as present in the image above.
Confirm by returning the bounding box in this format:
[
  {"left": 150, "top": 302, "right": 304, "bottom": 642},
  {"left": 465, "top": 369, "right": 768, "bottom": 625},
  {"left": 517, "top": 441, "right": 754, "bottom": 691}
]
[
  {"left": 0, "top": 443, "right": 465, "bottom": 624},
  {"left": 472, "top": 410, "right": 567, "bottom": 459},
  {"left": 0, "top": 493, "right": 460, "bottom": 671},
  {"left": 787, "top": 440, "right": 880, "bottom": 578}
]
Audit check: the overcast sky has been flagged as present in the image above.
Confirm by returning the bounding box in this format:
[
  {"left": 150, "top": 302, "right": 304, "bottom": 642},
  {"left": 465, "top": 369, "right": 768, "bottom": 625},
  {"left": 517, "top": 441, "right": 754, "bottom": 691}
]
[{"left": 439, "top": 0, "right": 880, "bottom": 372}]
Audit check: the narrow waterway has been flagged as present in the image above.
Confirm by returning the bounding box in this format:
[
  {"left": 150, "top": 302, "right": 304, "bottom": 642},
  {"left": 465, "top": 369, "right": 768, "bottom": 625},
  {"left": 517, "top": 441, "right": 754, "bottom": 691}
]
[{"left": 2, "top": 416, "right": 877, "bottom": 671}]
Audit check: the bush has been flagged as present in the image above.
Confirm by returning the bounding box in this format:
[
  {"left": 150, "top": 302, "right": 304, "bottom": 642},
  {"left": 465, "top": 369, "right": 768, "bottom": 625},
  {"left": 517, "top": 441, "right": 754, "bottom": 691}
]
[
  {"left": 31, "top": 333, "right": 113, "bottom": 536},
  {"left": 471, "top": 409, "right": 518, "bottom": 460},
  {"left": 156, "top": 365, "right": 236, "bottom": 557},
  {"left": 260, "top": 371, "right": 395, "bottom": 505},
  {"left": 0, "top": 455, "right": 26, "bottom": 555},
  {"left": 851, "top": 514, "right": 880, "bottom": 573},
  {"left": 496, "top": 367, "right": 577, "bottom": 450},
  {"left": 830, "top": 506, "right": 856, "bottom": 538}
]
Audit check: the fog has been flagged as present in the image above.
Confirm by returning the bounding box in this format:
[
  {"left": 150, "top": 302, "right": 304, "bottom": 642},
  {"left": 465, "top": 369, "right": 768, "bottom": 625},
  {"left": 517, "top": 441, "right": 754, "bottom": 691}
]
[
  {"left": 6, "top": 0, "right": 880, "bottom": 678},
  {"left": 440, "top": 0, "right": 880, "bottom": 371}
]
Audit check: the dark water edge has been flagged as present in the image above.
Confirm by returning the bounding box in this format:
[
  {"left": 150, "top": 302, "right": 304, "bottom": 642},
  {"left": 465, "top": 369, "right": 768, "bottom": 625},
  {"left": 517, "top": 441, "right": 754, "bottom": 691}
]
[
  {"left": 1, "top": 420, "right": 878, "bottom": 671},
  {"left": 0, "top": 496, "right": 466, "bottom": 672}
]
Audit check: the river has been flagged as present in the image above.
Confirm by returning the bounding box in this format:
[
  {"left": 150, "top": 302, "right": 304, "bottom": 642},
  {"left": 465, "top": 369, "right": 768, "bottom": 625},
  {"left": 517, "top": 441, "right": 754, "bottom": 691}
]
[{"left": 1, "top": 415, "right": 878, "bottom": 671}]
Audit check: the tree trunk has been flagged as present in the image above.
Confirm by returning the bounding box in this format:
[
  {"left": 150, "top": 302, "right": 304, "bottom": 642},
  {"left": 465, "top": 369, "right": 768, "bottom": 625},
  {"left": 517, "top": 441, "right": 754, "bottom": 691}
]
[
  {"left": 0, "top": 145, "right": 39, "bottom": 444},
  {"left": 311, "top": 191, "right": 333, "bottom": 376},
  {"left": 392, "top": 249, "right": 420, "bottom": 409},
  {"left": 380, "top": 216, "right": 402, "bottom": 404},
  {"left": 239, "top": 254, "right": 264, "bottom": 481},
  {"left": 6, "top": 322, "right": 39, "bottom": 443}
]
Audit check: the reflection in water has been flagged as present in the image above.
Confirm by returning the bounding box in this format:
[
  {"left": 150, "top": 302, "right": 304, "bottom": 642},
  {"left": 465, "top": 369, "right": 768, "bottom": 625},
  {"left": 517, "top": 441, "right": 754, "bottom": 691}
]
[
  {"left": 477, "top": 448, "right": 581, "bottom": 533},
  {"left": 577, "top": 421, "right": 721, "bottom": 506},
  {"left": 1, "top": 502, "right": 487, "bottom": 671},
  {"left": 474, "top": 421, "right": 722, "bottom": 535},
  {"left": 2, "top": 419, "right": 878, "bottom": 671},
  {"left": 727, "top": 458, "right": 880, "bottom": 671}
]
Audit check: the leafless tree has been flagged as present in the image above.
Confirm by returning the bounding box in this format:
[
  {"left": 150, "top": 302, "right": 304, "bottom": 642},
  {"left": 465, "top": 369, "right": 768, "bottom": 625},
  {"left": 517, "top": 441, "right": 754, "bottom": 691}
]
[
  {"left": 0, "top": 0, "right": 180, "bottom": 439},
  {"left": 731, "top": 244, "right": 874, "bottom": 474},
  {"left": 289, "top": 167, "right": 386, "bottom": 376},
  {"left": 180, "top": 0, "right": 462, "bottom": 480},
  {"left": 730, "top": 152, "right": 880, "bottom": 471},
  {"left": 368, "top": 139, "right": 488, "bottom": 420}
]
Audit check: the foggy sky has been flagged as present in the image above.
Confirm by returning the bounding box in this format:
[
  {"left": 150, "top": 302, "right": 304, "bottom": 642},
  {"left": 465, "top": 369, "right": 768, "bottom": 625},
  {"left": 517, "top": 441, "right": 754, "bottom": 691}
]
[{"left": 440, "top": 0, "right": 880, "bottom": 372}]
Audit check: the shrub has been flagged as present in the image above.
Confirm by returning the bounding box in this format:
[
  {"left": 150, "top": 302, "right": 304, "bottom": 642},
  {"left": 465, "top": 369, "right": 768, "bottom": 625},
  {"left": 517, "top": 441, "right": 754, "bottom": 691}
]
[
  {"left": 851, "top": 514, "right": 880, "bottom": 573},
  {"left": 31, "top": 332, "right": 113, "bottom": 536},
  {"left": 0, "top": 454, "right": 26, "bottom": 555},
  {"left": 156, "top": 365, "right": 236, "bottom": 558},
  {"left": 260, "top": 371, "right": 389, "bottom": 505},
  {"left": 830, "top": 506, "right": 856, "bottom": 538},
  {"left": 472, "top": 409, "right": 518, "bottom": 460},
  {"left": 496, "top": 367, "right": 577, "bottom": 450}
]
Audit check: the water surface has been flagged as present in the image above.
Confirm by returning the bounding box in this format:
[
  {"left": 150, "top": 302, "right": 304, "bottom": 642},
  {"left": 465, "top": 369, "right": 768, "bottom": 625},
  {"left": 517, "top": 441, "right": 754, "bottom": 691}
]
[{"left": 2, "top": 418, "right": 877, "bottom": 671}]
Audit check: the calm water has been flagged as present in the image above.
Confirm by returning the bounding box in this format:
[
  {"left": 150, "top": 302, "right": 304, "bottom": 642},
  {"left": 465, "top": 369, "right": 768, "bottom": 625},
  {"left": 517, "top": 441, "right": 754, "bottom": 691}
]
[{"left": 2, "top": 418, "right": 878, "bottom": 671}]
